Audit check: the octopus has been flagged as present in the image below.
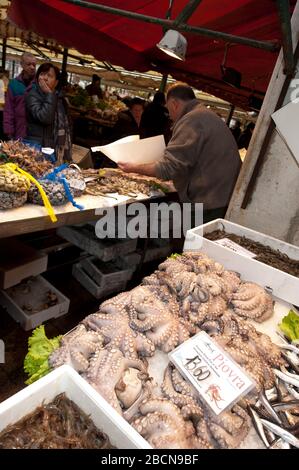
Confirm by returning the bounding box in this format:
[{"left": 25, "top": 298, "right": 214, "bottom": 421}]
[
  {"left": 161, "top": 365, "right": 250, "bottom": 448},
  {"left": 131, "top": 398, "right": 211, "bottom": 449},
  {"left": 181, "top": 252, "right": 224, "bottom": 275},
  {"left": 205, "top": 404, "right": 251, "bottom": 449},
  {"left": 83, "top": 310, "right": 155, "bottom": 360},
  {"left": 158, "top": 257, "right": 192, "bottom": 275},
  {"left": 162, "top": 365, "right": 204, "bottom": 420},
  {"left": 128, "top": 286, "right": 190, "bottom": 352},
  {"left": 226, "top": 316, "right": 284, "bottom": 368},
  {"left": 84, "top": 348, "right": 149, "bottom": 416},
  {"left": 49, "top": 324, "right": 103, "bottom": 373},
  {"left": 231, "top": 282, "right": 274, "bottom": 322},
  {"left": 213, "top": 333, "right": 274, "bottom": 391},
  {"left": 188, "top": 295, "right": 227, "bottom": 325}
]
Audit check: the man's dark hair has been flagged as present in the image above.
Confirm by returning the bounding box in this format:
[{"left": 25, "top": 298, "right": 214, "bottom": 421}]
[
  {"left": 166, "top": 83, "right": 196, "bottom": 101},
  {"left": 129, "top": 97, "right": 144, "bottom": 108},
  {"left": 36, "top": 62, "right": 60, "bottom": 81},
  {"left": 92, "top": 74, "right": 101, "bottom": 82}
]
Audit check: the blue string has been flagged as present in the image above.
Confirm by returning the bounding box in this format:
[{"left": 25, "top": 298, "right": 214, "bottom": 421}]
[{"left": 41, "top": 164, "right": 84, "bottom": 210}]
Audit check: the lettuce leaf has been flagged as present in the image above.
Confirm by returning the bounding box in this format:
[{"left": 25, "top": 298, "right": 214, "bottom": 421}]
[
  {"left": 169, "top": 253, "right": 182, "bottom": 259},
  {"left": 279, "top": 310, "right": 299, "bottom": 341},
  {"left": 24, "top": 325, "right": 62, "bottom": 385}
]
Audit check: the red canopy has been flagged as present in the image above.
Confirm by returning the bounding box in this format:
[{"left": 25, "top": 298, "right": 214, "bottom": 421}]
[{"left": 7, "top": 0, "right": 295, "bottom": 108}]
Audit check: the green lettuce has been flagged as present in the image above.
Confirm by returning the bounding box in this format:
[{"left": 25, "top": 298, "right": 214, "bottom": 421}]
[
  {"left": 169, "top": 253, "right": 182, "bottom": 259},
  {"left": 279, "top": 309, "right": 299, "bottom": 341},
  {"left": 24, "top": 325, "right": 62, "bottom": 385}
]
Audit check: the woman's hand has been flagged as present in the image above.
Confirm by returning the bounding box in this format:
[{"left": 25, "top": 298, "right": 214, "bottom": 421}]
[{"left": 38, "top": 77, "right": 53, "bottom": 94}]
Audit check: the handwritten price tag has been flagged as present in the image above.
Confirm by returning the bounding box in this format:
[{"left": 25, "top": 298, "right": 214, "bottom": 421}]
[
  {"left": 169, "top": 331, "right": 255, "bottom": 415},
  {"left": 214, "top": 238, "right": 256, "bottom": 259}
]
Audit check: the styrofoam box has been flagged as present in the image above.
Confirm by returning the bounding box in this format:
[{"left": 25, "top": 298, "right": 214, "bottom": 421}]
[
  {"left": 0, "top": 275, "right": 70, "bottom": 330},
  {"left": 184, "top": 218, "right": 299, "bottom": 305},
  {"left": 0, "top": 365, "right": 151, "bottom": 449}
]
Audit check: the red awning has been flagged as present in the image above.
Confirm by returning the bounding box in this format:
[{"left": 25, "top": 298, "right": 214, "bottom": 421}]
[{"left": 7, "top": 0, "right": 296, "bottom": 108}]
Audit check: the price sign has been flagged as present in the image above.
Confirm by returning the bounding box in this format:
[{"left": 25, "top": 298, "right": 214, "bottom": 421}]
[{"left": 169, "top": 331, "right": 255, "bottom": 415}]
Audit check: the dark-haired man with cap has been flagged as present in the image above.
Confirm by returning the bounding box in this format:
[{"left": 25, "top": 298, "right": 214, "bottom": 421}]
[{"left": 119, "top": 83, "right": 241, "bottom": 222}]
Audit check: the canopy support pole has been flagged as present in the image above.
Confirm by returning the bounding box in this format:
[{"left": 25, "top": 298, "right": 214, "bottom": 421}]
[
  {"left": 61, "top": 0, "right": 279, "bottom": 52},
  {"left": 276, "top": 0, "right": 295, "bottom": 76},
  {"left": 1, "top": 38, "right": 7, "bottom": 69},
  {"left": 226, "top": 104, "right": 235, "bottom": 127},
  {"left": 62, "top": 48, "right": 68, "bottom": 73}
]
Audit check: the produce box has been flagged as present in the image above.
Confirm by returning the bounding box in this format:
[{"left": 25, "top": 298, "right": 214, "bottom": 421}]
[
  {"left": 0, "top": 275, "right": 70, "bottom": 330},
  {"left": 0, "top": 238, "right": 48, "bottom": 289},
  {"left": 0, "top": 365, "right": 151, "bottom": 449},
  {"left": 184, "top": 218, "right": 299, "bottom": 305}
]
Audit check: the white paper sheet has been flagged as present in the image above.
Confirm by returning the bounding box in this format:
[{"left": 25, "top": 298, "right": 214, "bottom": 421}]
[
  {"left": 271, "top": 101, "right": 299, "bottom": 166},
  {"left": 91, "top": 134, "right": 165, "bottom": 164}
]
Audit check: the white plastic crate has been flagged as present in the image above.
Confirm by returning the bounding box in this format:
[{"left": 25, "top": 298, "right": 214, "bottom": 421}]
[
  {"left": 184, "top": 218, "right": 299, "bottom": 305},
  {"left": 0, "top": 365, "right": 151, "bottom": 449},
  {"left": 0, "top": 275, "right": 70, "bottom": 330}
]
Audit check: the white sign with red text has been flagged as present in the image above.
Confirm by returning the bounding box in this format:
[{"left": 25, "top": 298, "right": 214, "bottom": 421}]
[{"left": 169, "top": 331, "right": 255, "bottom": 415}]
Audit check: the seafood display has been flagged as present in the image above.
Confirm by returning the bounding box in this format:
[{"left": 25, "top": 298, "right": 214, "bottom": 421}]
[
  {"left": 0, "top": 141, "right": 53, "bottom": 178},
  {"left": 0, "top": 165, "right": 30, "bottom": 193},
  {"left": 0, "top": 190, "right": 27, "bottom": 209},
  {"left": 82, "top": 168, "right": 172, "bottom": 197},
  {"left": 0, "top": 164, "right": 31, "bottom": 209},
  {"left": 28, "top": 167, "right": 86, "bottom": 206},
  {"left": 0, "top": 393, "right": 115, "bottom": 449},
  {"left": 205, "top": 230, "right": 299, "bottom": 277},
  {"left": 46, "top": 251, "right": 299, "bottom": 449}
]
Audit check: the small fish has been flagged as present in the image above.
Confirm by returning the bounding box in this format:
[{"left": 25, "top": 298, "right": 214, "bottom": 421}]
[
  {"left": 284, "top": 382, "right": 299, "bottom": 400},
  {"left": 258, "top": 391, "right": 282, "bottom": 425},
  {"left": 269, "top": 438, "right": 291, "bottom": 449},
  {"left": 274, "top": 368, "right": 299, "bottom": 388},
  {"left": 273, "top": 400, "right": 299, "bottom": 412},
  {"left": 247, "top": 406, "right": 270, "bottom": 448},
  {"left": 260, "top": 419, "right": 299, "bottom": 448}
]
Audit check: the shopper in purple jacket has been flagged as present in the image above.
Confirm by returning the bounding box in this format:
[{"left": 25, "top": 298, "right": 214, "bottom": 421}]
[{"left": 3, "top": 52, "right": 36, "bottom": 140}]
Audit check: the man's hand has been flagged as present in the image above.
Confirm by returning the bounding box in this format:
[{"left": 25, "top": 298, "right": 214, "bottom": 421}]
[
  {"left": 118, "top": 161, "right": 157, "bottom": 177},
  {"left": 118, "top": 162, "right": 138, "bottom": 173}
]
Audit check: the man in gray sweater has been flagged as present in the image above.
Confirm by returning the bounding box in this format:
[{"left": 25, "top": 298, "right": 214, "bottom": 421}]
[{"left": 119, "top": 83, "right": 241, "bottom": 222}]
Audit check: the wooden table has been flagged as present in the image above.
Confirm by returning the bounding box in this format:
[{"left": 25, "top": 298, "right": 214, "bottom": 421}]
[{"left": 0, "top": 192, "right": 176, "bottom": 239}]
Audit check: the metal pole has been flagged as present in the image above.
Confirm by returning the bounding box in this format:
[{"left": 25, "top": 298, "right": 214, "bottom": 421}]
[
  {"left": 276, "top": 0, "right": 295, "bottom": 76},
  {"left": 1, "top": 38, "right": 7, "bottom": 69},
  {"left": 159, "top": 74, "right": 168, "bottom": 92},
  {"left": 62, "top": 0, "right": 279, "bottom": 52},
  {"left": 62, "top": 48, "right": 68, "bottom": 73},
  {"left": 226, "top": 104, "right": 235, "bottom": 127},
  {"left": 174, "top": 0, "right": 203, "bottom": 25}
]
